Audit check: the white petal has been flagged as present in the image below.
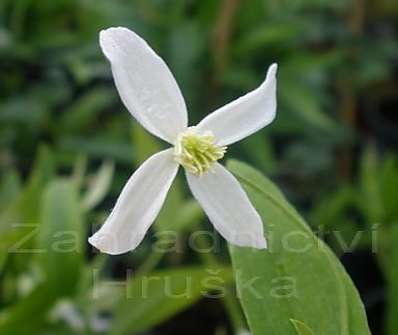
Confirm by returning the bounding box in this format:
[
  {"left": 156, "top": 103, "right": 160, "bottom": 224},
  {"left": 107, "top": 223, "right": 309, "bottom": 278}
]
[
  {"left": 100, "top": 27, "right": 188, "bottom": 143},
  {"left": 88, "top": 149, "right": 178, "bottom": 254},
  {"left": 196, "top": 63, "right": 277, "bottom": 146},
  {"left": 186, "top": 163, "right": 267, "bottom": 249}
]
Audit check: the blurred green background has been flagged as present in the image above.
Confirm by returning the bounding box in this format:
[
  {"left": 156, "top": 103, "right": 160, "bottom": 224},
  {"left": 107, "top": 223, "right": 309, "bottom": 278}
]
[{"left": 0, "top": 0, "right": 398, "bottom": 334}]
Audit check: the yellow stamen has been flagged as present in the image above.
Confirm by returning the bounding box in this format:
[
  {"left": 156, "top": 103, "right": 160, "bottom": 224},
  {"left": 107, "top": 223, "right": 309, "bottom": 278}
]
[{"left": 174, "top": 127, "right": 227, "bottom": 175}]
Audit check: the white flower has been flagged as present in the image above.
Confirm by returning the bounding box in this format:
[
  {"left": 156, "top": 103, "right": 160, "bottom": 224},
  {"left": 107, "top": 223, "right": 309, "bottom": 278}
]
[{"left": 88, "top": 27, "right": 277, "bottom": 255}]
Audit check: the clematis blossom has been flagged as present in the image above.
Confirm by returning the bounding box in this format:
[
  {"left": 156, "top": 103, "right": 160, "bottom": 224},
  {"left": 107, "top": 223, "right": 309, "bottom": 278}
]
[{"left": 88, "top": 27, "right": 277, "bottom": 255}]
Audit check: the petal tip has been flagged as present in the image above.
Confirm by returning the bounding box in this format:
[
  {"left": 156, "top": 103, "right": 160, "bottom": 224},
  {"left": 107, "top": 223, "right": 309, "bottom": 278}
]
[
  {"left": 100, "top": 26, "right": 130, "bottom": 36},
  {"left": 88, "top": 233, "right": 122, "bottom": 255},
  {"left": 255, "top": 237, "right": 267, "bottom": 249},
  {"left": 99, "top": 27, "right": 121, "bottom": 42},
  {"left": 227, "top": 233, "right": 267, "bottom": 250},
  {"left": 267, "top": 63, "right": 278, "bottom": 78},
  {"left": 99, "top": 27, "right": 139, "bottom": 60}
]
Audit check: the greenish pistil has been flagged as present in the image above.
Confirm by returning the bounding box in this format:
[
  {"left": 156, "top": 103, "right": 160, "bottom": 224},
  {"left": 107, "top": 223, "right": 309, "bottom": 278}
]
[{"left": 174, "top": 127, "right": 227, "bottom": 175}]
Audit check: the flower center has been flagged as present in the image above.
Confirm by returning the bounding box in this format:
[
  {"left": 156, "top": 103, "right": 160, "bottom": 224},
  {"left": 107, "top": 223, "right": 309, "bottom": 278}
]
[{"left": 174, "top": 127, "right": 227, "bottom": 175}]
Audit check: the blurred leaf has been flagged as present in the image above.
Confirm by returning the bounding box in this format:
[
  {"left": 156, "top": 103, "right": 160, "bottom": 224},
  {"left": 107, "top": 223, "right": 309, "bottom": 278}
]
[
  {"left": 240, "top": 133, "right": 275, "bottom": 173},
  {"left": 111, "top": 266, "right": 232, "bottom": 335},
  {"left": 0, "top": 284, "right": 56, "bottom": 334},
  {"left": 0, "top": 94, "right": 47, "bottom": 126},
  {"left": 82, "top": 160, "right": 114, "bottom": 211},
  {"left": 359, "top": 145, "right": 384, "bottom": 223},
  {"left": 235, "top": 23, "right": 301, "bottom": 56},
  {"left": 221, "top": 67, "right": 258, "bottom": 91},
  {"left": 18, "top": 146, "right": 55, "bottom": 221},
  {"left": 38, "top": 179, "right": 84, "bottom": 296},
  {"left": 291, "top": 319, "right": 316, "bottom": 335},
  {"left": 58, "top": 136, "right": 133, "bottom": 164},
  {"left": 71, "top": 154, "right": 88, "bottom": 190},
  {"left": 380, "top": 153, "right": 398, "bottom": 223},
  {"left": 282, "top": 51, "right": 343, "bottom": 77},
  {"left": 0, "top": 251, "right": 6, "bottom": 273},
  {"left": 131, "top": 122, "right": 161, "bottom": 164},
  {"left": 280, "top": 82, "right": 336, "bottom": 131},
  {"left": 59, "top": 87, "right": 116, "bottom": 133},
  {"left": 309, "top": 185, "right": 362, "bottom": 255},
  {"left": 310, "top": 185, "right": 356, "bottom": 229},
  {"left": 172, "top": 199, "right": 204, "bottom": 232},
  {"left": 227, "top": 160, "right": 371, "bottom": 335},
  {"left": 385, "top": 224, "right": 398, "bottom": 335},
  {"left": 154, "top": 180, "right": 184, "bottom": 232},
  {"left": 0, "top": 169, "right": 21, "bottom": 213},
  {"left": 168, "top": 22, "right": 205, "bottom": 97},
  {"left": 0, "top": 146, "right": 54, "bottom": 251}
]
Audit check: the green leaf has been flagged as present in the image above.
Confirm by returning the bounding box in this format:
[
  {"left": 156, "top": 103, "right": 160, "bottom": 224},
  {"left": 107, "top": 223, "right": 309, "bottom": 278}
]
[
  {"left": 240, "top": 133, "right": 275, "bottom": 173},
  {"left": 82, "top": 160, "right": 114, "bottom": 211},
  {"left": 58, "top": 136, "right": 133, "bottom": 164},
  {"left": 381, "top": 224, "right": 398, "bottom": 335},
  {"left": 227, "top": 160, "right": 371, "bottom": 335},
  {"left": 310, "top": 185, "right": 356, "bottom": 229},
  {"left": 71, "top": 154, "right": 88, "bottom": 190},
  {"left": 38, "top": 179, "right": 84, "bottom": 296},
  {"left": 111, "top": 266, "right": 232, "bottom": 335},
  {"left": 0, "top": 169, "right": 21, "bottom": 213},
  {"left": 59, "top": 87, "right": 116, "bottom": 132},
  {"left": 0, "top": 145, "right": 54, "bottom": 252},
  {"left": 155, "top": 179, "right": 184, "bottom": 232},
  {"left": 131, "top": 122, "right": 162, "bottom": 165},
  {"left": 0, "top": 251, "right": 6, "bottom": 273},
  {"left": 235, "top": 23, "right": 301, "bottom": 56},
  {"left": 171, "top": 199, "right": 204, "bottom": 232},
  {"left": 291, "top": 319, "right": 316, "bottom": 335},
  {"left": 380, "top": 153, "right": 398, "bottom": 223},
  {"left": 359, "top": 145, "right": 384, "bottom": 223},
  {"left": 17, "top": 145, "right": 55, "bottom": 223},
  {"left": 280, "top": 82, "right": 336, "bottom": 131},
  {"left": 0, "top": 284, "right": 56, "bottom": 334}
]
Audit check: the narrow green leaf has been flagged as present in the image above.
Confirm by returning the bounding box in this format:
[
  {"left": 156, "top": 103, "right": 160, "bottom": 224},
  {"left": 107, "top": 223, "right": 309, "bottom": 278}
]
[
  {"left": 227, "top": 160, "right": 371, "bottom": 335},
  {"left": 38, "top": 179, "right": 84, "bottom": 296},
  {"left": 172, "top": 199, "right": 204, "bottom": 232},
  {"left": 82, "top": 160, "right": 114, "bottom": 211},
  {"left": 382, "top": 224, "right": 398, "bottom": 335},
  {"left": 72, "top": 154, "right": 88, "bottom": 190},
  {"left": 17, "top": 145, "right": 55, "bottom": 223},
  {"left": 59, "top": 87, "right": 116, "bottom": 132},
  {"left": 0, "top": 145, "right": 54, "bottom": 252},
  {"left": 0, "top": 251, "right": 6, "bottom": 273},
  {"left": 310, "top": 185, "right": 356, "bottom": 229},
  {"left": 241, "top": 133, "right": 275, "bottom": 173},
  {"left": 235, "top": 23, "right": 300, "bottom": 56},
  {"left": 359, "top": 145, "right": 384, "bottom": 223},
  {"left": 155, "top": 179, "right": 184, "bottom": 232},
  {"left": 291, "top": 319, "right": 316, "bottom": 335},
  {"left": 380, "top": 153, "right": 398, "bottom": 223},
  {"left": 131, "top": 122, "right": 162, "bottom": 165},
  {"left": 280, "top": 82, "right": 336, "bottom": 131},
  {"left": 111, "top": 266, "right": 232, "bottom": 335},
  {"left": 0, "top": 169, "right": 21, "bottom": 213},
  {"left": 0, "top": 284, "right": 55, "bottom": 334},
  {"left": 59, "top": 136, "right": 133, "bottom": 164}
]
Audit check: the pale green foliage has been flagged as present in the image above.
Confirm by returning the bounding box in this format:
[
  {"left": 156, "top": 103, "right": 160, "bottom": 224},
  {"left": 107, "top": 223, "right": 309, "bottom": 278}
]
[{"left": 228, "top": 160, "right": 371, "bottom": 335}]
